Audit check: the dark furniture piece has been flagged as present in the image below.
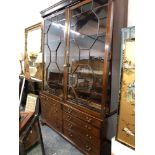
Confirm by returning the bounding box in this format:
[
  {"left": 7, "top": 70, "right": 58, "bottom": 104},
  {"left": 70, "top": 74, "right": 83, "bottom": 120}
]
[
  {"left": 39, "top": 0, "right": 128, "bottom": 154},
  {"left": 19, "top": 112, "right": 45, "bottom": 155},
  {"left": 19, "top": 97, "right": 45, "bottom": 155},
  {"left": 19, "top": 112, "right": 34, "bottom": 133}
]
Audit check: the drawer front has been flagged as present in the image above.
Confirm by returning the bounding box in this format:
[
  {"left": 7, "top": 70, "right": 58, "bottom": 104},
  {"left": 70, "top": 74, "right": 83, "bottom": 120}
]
[
  {"left": 40, "top": 94, "right": 61, "bottom": 109},
  {"left": 40, "top": 95, "right": 62, "bottom": 117},
  {"left": 63, "top": 112, "right": 100, "bottom": 138},
  {"left": 64, "top": 128, "right": 100, "bottom": 155},
  {"left": 63, "top": 104, "right": 102, "bottom": 128},
  {"left": 63, "top": 120, "right": 100, "bottom": 147}
]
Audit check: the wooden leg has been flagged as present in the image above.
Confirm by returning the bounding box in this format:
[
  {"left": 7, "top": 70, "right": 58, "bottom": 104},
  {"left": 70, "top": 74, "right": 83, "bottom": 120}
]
[
  {"left": 40, "top": 119, "right": 46, "bottom": 126},
  {"left": 19, "top": 141, "right": 26, "bottom": 155}
]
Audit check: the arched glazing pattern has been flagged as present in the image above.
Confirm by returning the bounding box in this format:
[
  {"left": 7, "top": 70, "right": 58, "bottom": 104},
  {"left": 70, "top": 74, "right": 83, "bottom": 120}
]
[
  {"left": 44, "top": 12, "right": 65, "bottom": 97},
  {"left": 68, "top": 1, "right": 109, "bottom": 111}
]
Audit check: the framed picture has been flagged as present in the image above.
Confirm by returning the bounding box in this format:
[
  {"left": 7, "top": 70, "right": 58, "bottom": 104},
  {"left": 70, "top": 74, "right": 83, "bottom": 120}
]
[
  {"left": 25, "top": 93, "right": 38, "bottom": 113},
  {"left": 116, "top": 26, "right": 135, "bottom": 149},
  {"left": 24, "top": 22, "right": 43, "bottom": 80}
]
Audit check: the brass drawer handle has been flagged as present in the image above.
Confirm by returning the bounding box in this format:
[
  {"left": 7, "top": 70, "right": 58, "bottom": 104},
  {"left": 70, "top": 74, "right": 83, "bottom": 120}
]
[
  {"left": 68, "top": 123, "right": 73, "bottom": 129},
  {"left": 85, "top": 145, "right": 92, "bottom": 152},
  {"left": 86, "top": 134, "right": 92, "bottom": 140},
  {"left": 86, "top": 116, "right": 92, "bottom": 123},
  {"left": 67, "top": 108, "right": 72, "bottom": 114},
  {"left": 67, "top": 116, "right": 71, "bottom": 121}
]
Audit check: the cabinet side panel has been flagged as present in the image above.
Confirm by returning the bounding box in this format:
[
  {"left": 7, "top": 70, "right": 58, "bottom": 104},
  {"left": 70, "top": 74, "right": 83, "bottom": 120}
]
[{"left": 110, "top": 0, "right": 128, "bottom": 112}]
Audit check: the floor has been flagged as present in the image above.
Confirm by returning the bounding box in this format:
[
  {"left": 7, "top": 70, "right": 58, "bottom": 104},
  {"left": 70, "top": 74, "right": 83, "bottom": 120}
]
[
  {"left": 41, "top": 125, "right": 83, "bottom": 155},
  {"left": 28, "top": 124, "right": 83, "bottom": 155}
]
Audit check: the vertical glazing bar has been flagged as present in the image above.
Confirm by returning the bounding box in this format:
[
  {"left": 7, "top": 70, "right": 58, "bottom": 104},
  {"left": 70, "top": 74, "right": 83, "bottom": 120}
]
[
  {"left": 63, "top": 8, "right": 71, "bottom": 100},
  {"left": 101, "top": 0, "right": 114, "bottom": 118}
]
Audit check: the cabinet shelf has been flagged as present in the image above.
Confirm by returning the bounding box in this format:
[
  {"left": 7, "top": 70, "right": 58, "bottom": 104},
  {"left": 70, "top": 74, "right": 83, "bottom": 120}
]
[
  {"left": 75, "top": 89, "right": 102, "bottom": 96},
  {"left": 76, "top": 70, "right": 103, "bottom": 75}
]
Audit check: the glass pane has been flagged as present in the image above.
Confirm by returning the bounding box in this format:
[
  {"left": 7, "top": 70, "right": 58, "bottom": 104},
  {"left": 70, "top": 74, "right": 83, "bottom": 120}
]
[
  {"left": 68, "top": 2, "right": 108, "bottom": 112},
  {"left": 44, "top": 13, "right": 65, "bottom": 98},
  {"left": 92, "top": 0, "right": 108, "bottom": 9}
]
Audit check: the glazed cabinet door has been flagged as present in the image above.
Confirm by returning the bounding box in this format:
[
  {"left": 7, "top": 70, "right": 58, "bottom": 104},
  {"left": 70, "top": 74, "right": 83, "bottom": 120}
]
[
  {"left": 67, "top": 0, "right": 112, "bottom": 112},
  {"left": 43, "top": 11, "right": 66, "bottom": 99}
]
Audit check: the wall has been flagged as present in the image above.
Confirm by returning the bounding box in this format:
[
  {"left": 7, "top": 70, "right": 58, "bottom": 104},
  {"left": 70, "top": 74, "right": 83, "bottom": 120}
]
[
  {"left": 16, "top": 0, "right": 61, "bottom": 56},
  {"left": 128, "top": 0, "right": 135, "bottom": 26},
  {"left": 0, "top": 1, "right": 61, "bottom": 154}
]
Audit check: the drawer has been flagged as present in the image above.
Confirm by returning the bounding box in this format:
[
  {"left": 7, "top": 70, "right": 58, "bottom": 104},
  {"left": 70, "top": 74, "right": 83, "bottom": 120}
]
[
  {"left": 40, "top": 94, "right": 61, "bottom": 109},
  {"left": 63, "top": 104, "right": 102, "bottom": 128},
  {"left": 63, "top": 119, "right": 100, "bottom": 147},
  {"left": 40, "top": 95, "right": 62, "bottom": 118},
  {"left": 63, "top": 112, "right": 100, "bottom": 138},
  {"left": 64, "top": 128, "right": 100, "bottom": 155}
]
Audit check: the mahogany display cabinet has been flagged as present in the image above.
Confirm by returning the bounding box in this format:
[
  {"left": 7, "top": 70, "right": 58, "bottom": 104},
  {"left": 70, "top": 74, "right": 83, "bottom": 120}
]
[{"left": 39, "top": 0, "right": 128, "bottom": 154}]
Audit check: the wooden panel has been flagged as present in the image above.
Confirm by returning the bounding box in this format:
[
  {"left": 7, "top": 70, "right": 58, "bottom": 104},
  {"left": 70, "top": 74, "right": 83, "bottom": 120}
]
[
  {"left": 64, "top": 128, "right": 100, "bottom": 155},
  {"left": 40, "top": 94, "right": 63, "bottom": 132},
  {"left": 63, "top": 112, "right": 100, "bottom": 138},
  {"left": 40, "top": 96, "right": 51, "bottom": 122},
  {"left": 63, "top": 104, "right": 102, "bottom": 128},
  {"left": 49, "top": 115, "right": 62, "bottom": 132},
  {"left": 110, "top": 0, "right": 128, "bottom": 112},
  {"left": 23, "top": 122, "right": 39, "bottom": 150}
]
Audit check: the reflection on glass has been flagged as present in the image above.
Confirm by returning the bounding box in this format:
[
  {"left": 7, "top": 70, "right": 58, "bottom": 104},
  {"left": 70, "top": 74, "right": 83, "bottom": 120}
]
[
  {"left": 68, "top": 2, "right": 108, "bottom": 111},
  {"left": 44, "top": 13, "right": 65, "bottom": 98}
]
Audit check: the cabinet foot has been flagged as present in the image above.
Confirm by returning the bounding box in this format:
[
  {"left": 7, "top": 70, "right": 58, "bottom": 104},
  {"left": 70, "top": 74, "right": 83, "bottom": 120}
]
[{"left": 40, "top": 120, "right": 46, "bottom": 126}]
